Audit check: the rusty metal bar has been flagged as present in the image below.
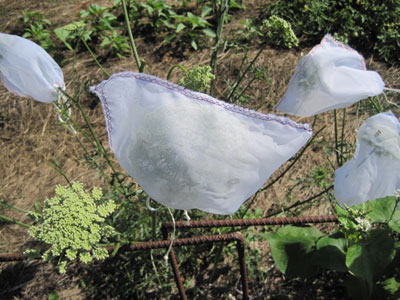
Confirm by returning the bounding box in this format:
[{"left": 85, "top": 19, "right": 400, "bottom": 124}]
[
  {"left": 0, "top": 233, "right": 248, "bottom": 300},
  {"left": 169, "top": 247, "right": 187, "bottom": 300},
  {"left": 0, "top": 253, "right": 26, "bottom": 261},
  {"left": 162, "top": 215, "right": 338, "bottom": 231},
  {"left": 0, "top": 215, "right": 338, "bottom": 300}
]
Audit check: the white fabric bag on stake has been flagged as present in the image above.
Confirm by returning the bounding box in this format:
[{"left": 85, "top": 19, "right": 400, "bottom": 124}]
[
  {"left": 91, "top": 72, "right": 312, "bottom": 214},
  {"left": 275, "top": 34, "right": 384, "bottom": 117},
  {"left": 335, "top": 111, "right": 400, "bottom": 207},
  {"left": 0, "top": 32, "right": 64, "bottom": 103}
]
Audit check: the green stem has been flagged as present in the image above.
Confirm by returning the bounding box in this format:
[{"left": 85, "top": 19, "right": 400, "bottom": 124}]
[
  {"left": 235, "top": 76, "right": 257, "bottom": 103},
  {"left": 333, "top": 109, "right": 340, "bottom": 167},
  {"left": 369, "top": 96, "right": 383, "bottom": 113},
  {"left": 60, "top": 90, "right": 117, "bottom": 174},
  {"left": 81, "top": 38, "right": 110, "bottom": 77},
  {"left": 48, "top": 160, "right": 73, "bottom": 187},
  {"left": 265, "top": 185, "right": 334, "bottom": 218},
  {"left": 227, "top": 42, "right": 268, "bottom": 102},
  {"left": 209, "top": 0, "right": 229, "bottom": 95},
  {"left": 0, "top": 214, "right": 30, "bottom": 228},
  {"left": 166, "top": 64, "right": 188, "bottom": 81},
  {"left": 0, "top": 202, "right": 31, "bottom": 214},
  {"left": 121, "top": 0, "right": 144, "bottom": 72},
  {"left": 340, "top": 108, "right": 346, "bottom": 166},
  {"left": 152, "top": 211, "right": 157, "bottom": 240},
  {"left": 57, "top": 90, "right": 127, "bottom": 195}
]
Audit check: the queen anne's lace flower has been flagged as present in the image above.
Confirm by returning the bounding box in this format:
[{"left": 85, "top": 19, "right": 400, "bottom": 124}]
[{"left": 27, "top": 182, "right": 116, "bottom": 273}]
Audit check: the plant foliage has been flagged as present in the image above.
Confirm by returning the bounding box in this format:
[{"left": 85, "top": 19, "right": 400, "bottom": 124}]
[
  {"left": 26, "top": 182, "right": 116, "bottom": 273},
  {"left": 264, "top": 195, "right": 400, "bottom": 300},
  {"left": 268, "top": 0, "right": 400, "bottom": 64}
]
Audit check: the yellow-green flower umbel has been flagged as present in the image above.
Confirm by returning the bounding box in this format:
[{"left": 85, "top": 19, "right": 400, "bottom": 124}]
[{"left": 27, "top": 182, "right": 116, "bottom": 273}]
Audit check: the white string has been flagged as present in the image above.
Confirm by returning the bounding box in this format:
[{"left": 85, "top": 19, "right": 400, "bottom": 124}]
[
  {"left": 354, "top": 102, "right": 360, "bottom": 133},
  {"left": 55, "top": 90, "right": 76, "bottom": 135},
  {"left": 183, "top": 210, "right": 191, "bottom": 225},
  {"left": 384, "top": 87, "right": 400, "bottom": 93},
  {"left": 382, "top": 91, "right": 400, "bottom": 109},
  {"left": 163, "top": 208, "right": 176, "bottom": 267},
  {"left": 146, "top": 196, "right": 161, "bottom": 212}
]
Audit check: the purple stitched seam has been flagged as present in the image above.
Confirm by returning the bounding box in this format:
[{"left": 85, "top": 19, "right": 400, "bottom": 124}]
[
  {"left": 275, "top": 34, "right": 367, "bottom": 108},
  {"left": 92, "top": 83, "right": 114, "bottom": 147},
  {"left": 95, "top": 71, "right": 313, "bottom": 145}
]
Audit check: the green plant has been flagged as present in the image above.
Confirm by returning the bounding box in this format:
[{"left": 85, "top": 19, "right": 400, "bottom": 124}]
[
  {"left": 139, "top": 0, "right": 176, "bottom": 33},
  {"left": 100, "top": 31, "right": 130, "bottom": 58},
  {"left": 79, "top": 4, "right": 119, "bottom": 34},
  {"left": 263, "top": 195, "right": 400, "bottom": 299},
  {"left": 164, "top": 6, "right": 216, "bottom": 50},
  {"left": 178, "top": 65, "right": 215, "bottom": 92},
  {"left": 26, "top": 182, "right": 116, "bottom": 273},
  {"left": 54, "top": 21, "right": 91, "bottom": 51},
  {"left": 263, "top": 15, "right": 299, "bottom": 49},
  {"left": 19, "top": 11, "right": 56, "bottom": 52},
  {"left": 268, "top": 0, "right": 400, "bottom": 64}
]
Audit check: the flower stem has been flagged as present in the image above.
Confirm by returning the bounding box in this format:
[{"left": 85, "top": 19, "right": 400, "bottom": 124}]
[
  {"left": 166, "top": 64, "right": 188, "bottom": 81},
  {"left": 209, "top": 0, "right": 229, "bottom": 95},
  {"left": 81, "top": 38, "right": 110, "bottom": 77},
  {"left": 0, "top": 214, "right": 30, "bottom": 228},
  {"left": 121, "top": 0, "right": 144, "bottom": 72}
]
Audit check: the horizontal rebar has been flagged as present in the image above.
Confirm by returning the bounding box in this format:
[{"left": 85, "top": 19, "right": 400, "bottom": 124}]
[
  {"left": 162, "top": 215, "right": 338, "bottom": 231},
  {"left": 0, "top": 233, "right": 245, "bottom": 262},
  {"left": 0, "top": 233, "right": 248, "bottom": 300}
]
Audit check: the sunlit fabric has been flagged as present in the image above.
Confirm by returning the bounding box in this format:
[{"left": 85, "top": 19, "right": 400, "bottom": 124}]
[
  {"left": 91, "top": 72, "right": 312, "bottom": 214},
  {"left": 335, "top": 111, "right": 400, "bottom": 207},
  {"left": 275, "top": 34, "right": 384, "bottom": 117},
  {"left": 0, "top": 33, "right": 64, "bottom": 102}
]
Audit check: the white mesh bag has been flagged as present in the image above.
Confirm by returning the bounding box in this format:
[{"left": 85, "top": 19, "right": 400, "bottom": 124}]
[
  {"left": 0, "top": 33, "right": 64, "bottom": 102},
  {"left": 275, "top": 34, "right": 384, "bottom": 117},
  {"left": 91, "top": 72, "right": 312, "bottom": 214},
  {"left": 335, "top": 111, "right": 400, "bottom": 207}
]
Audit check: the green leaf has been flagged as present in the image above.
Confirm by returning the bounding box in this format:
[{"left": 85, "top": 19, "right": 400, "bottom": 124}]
[
  {"left": 201, "top": 6, "right": 212, "bottom": 18},
  {"left": 335, "top": 203, "right": 350, "bottom": 219},
  {"left": 389, "top": 210, "right": 400, "bottom": 233},
  {"left": 202, "top": 28, "right": 216, "bottom": 37},
  {"left": 54, "top": 27, "right": 74, "bottom": 51},
  {"left": 176, "top": 23, "right": 186, "bottom": 33},
  {"left": 163, "top": 33, "right": 176, "bottom": 43},
  {"left": 48, "top": 292, "right": 60, "bottom": 300},
  {"left": 344, "top": 276, "right": 370, "bottom": 300},
  {"left": 314, "top": 233, "right": 347, "bottom": 272},
  {"left": 190, "top": 40, "right": 198, "bottom": 50},
  {"left": 100, "top": 37, "right": 111, "bottom": 47},
  {"left": 264, "top": 225, "right": 322, "bottom": 277},
  {"left": 345, "top": 229, "right": 395, "bottom": 292},
  {"left": 364, "top": 196, "right": 397, "bottom": 223},
  {"left": 383, "top": 277, "right": 400, "bottom": 295}
]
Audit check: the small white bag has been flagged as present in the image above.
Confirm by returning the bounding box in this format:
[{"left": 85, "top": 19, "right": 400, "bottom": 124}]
[
  {"left": 91, "top": 72, "right": 312, "bottom": 214},
  {"left": 275, "top": 34, "right": 384, "bottom": 117},
  {"left": 335, "top": 111, "right": 400, "bottom": 207},
  {"left": 0, "top": 33, "right": 64, "bottom": 103}
]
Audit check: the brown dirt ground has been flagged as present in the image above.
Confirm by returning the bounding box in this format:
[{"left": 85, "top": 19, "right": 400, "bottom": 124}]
[{"left": 0, "top": 0, "right": 400, "bottom": 299}]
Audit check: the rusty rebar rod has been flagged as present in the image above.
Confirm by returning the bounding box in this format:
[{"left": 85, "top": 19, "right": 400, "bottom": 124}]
[
  {"left": 0, "top": 253, "right": 26, "bottom": 261},
  {"left": 162, "top": 215, "right": 338, "bottom": 232},
  {"left": 0, "top": 233, "right": 248, "bottom": 300},
  {"left": 1, "top": 215, "right": 338, "bottom": 300}
]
